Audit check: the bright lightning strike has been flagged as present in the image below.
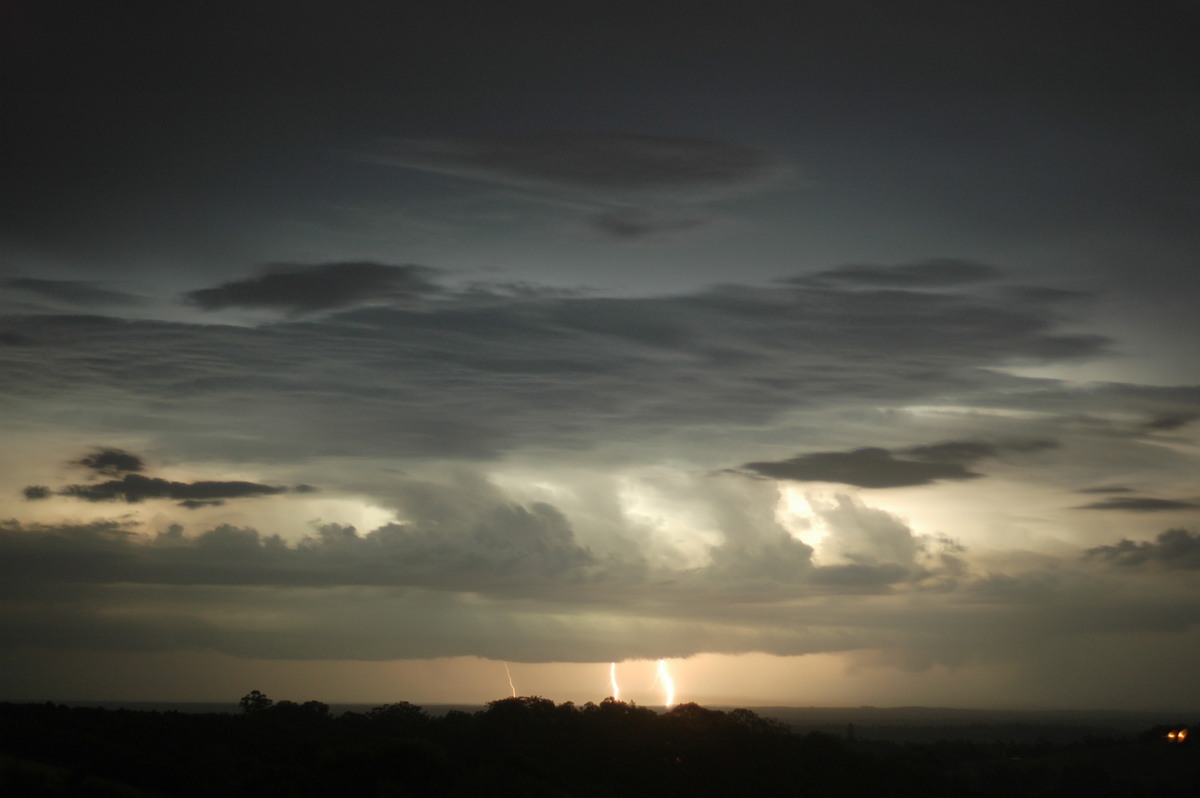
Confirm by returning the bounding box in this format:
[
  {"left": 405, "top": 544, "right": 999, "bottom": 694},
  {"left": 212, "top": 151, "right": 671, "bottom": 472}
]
[
  {"left": 609, "top": 662, "right": 620, "bottom": 701},
  {"left": 503, "top": 662, "right": 516, "bottom": 697},
  {"left": 656, "top": 659, "right": 675, "bottom": 708}
]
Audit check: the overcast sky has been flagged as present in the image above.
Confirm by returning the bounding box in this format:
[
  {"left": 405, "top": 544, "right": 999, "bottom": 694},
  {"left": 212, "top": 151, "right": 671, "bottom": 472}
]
[{"left": 2, "top": 1, "right": 1199, "bottom": 710}]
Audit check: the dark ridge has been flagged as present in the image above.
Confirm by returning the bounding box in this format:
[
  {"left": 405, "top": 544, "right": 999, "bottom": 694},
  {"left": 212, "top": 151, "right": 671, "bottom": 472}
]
[{"left": 1, "top": 695, "right": 1196, "bottom": 796}]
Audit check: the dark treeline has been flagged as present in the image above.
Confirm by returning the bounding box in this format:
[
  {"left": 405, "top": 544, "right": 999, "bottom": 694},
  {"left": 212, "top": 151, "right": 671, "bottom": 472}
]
[{"left": 1, "top": 694, "right": 1197, "bottom": 796}]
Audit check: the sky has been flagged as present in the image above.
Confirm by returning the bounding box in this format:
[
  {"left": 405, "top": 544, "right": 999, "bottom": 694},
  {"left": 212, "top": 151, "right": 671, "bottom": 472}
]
[{"left": 2, "top": 1, "right": 1199, "bottom": 710}]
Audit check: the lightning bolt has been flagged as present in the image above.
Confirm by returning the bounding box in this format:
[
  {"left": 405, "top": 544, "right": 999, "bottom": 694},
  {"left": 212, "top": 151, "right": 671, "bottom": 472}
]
[
  {"left": 503, "top": 662, "right": 517, "bottom": 697},
  {"left": 609, "top": 662, "right": 620, "bottom": 701},
  {"left": 656, "top": 659, "right": 675, "bottom": 708}
]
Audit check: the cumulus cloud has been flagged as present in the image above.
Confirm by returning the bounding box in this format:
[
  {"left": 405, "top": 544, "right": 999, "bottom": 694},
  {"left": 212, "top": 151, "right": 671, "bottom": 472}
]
[
  {"left": 0, "top": 498, "right": 599, "bottom": 594},
  {"left": 0, "top": 473, "right": 945, "bottom": 604},
  {"left": 810, "top": 494, "right": 922, "bottom": 568},
  {"left": 0, "top": 506, "right": 1178, "bottom": 667},
  {"left": 1085, "top": 528, "right": 1200, "bottom": 568},
  {"left": 184, "top": 261, "right": 441, "bottom": 314},
  {"left": 0, "top": 459, "right": 1197, "bottom": 667}
]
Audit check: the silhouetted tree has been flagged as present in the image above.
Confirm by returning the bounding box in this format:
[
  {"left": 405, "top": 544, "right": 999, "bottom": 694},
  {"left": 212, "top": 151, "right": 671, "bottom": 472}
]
[{"left": 238, "top": 690, "right": 273, "bottom": 714}]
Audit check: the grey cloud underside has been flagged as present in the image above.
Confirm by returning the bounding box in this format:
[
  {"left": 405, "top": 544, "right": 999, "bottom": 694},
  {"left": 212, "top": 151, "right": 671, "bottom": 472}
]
[
  {"left": 0, "top": 276, "right": 1115, "bottom": 461},
  {"left": 739, "top": 439, "right": 1057, "bottom": 488},
  {"left": 184, "top": 262, "right": 441, "bottom": 313},
  {"left": 1086, "top": 529, "right": 1200, "bottom": 568}
]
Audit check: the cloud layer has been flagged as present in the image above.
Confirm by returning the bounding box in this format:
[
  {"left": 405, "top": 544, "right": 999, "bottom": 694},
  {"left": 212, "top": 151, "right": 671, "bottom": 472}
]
[
  {"left": 365, "top": 134, "right": 784, "bottom": 196},
  {"left": 740, "top": 440, "right": 1058, "bottom": 488},
  {"left": 185, "top": 262, "right": 441, "bottom": 314},
  {"left": 0, "top": 265, "right": 1120, "bottom": 464},
  {"left": 1, "top": 262, "right": 1197, "bottom": 695},
  {"left": 0, "top": 507, "right": 1194, "bottom": 668}
]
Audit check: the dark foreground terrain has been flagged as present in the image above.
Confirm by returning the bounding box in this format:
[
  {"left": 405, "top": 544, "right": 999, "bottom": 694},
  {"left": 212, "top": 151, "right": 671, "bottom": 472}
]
[{"left": 1, "top": 694, "right": 1196, "bottom": 796}]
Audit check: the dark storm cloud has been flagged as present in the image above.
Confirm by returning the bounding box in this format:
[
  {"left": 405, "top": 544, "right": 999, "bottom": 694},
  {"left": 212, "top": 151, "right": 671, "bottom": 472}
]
[
  {"left": 1074, "top": 496, "right": 1197, "bottom": 512},
  {"left": 1085, "top": 528, "right": 1200, "bottom": 569},
  {"left": 808, "top": 563, "right": 912, "bottom": 587},
  {"left": 0, "top": 274, "right": 1110, "bottom": 462},
  {"left": 740, "top": 439, "right": 1055, "bottom": 488},
  {"left": 54, "top": 474, "right": 287, "bottom": 504},
  {"left": 365, "top": 134, "right": 784, "bottom": 197},
  {"left": 899, "top": 441, "right": 1001, "bottom": 463},
  {"left": 0, "top": 473, "right": 952, "bottom": 604},
  {"left": 0, "top": 503, "right": 598, "bottom": 592},
  {"left": 76, "top": 448, "right": 144, "bottom": 476},
  {"left": 21, "top": 447, "right": 300, "bottom": 507},
  {"left": 184, "top": 262, "right": 442, "bottom": 314},
  {"left": 900, "top": 439, "right": 1057, "bottom": 464},
  {"left": 178, "top": 500, "right": 224, "bottom": 509},
  {"left": 1000, "top": 286, "right": 1091, "bottom": 305},
  {"left": 0, "top": 511, "right": 1167, "bottom": 666},
  {"left": 1077, "top": 486, "right": 1134, "bottom": 494},
  {"left": 995, "top": 382, "right": 1200, "bottom": 424},
  {"left": 0, "top": 331, "right": 30, "bottom": 346},
  {"left": 742, "top": 448, "right": 982, "bottom": 488},
  {"left": 1142, "top": 413, "right": 1197, "bottom": 432},
  {"left": 590, "top": 210, "right": 706, "bottom": 240},
  {"left": 6, "top": 278, "right": 143, "bottom": 308},
  {"left": 802, "top": 259, "right": 1001, "bottom": 288}
]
